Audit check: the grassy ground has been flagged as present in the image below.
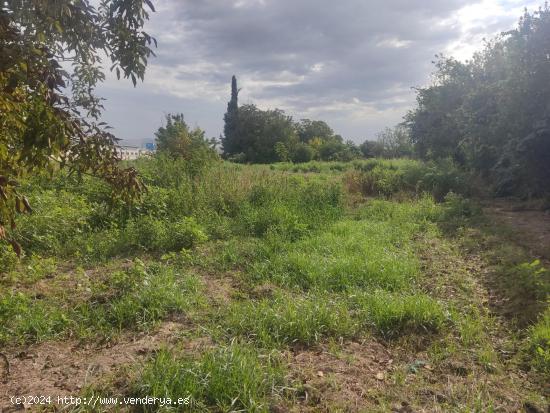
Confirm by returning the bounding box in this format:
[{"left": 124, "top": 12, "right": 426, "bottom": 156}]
[{"left": 0, "top": 158, "right": 548, "bottom": 412}]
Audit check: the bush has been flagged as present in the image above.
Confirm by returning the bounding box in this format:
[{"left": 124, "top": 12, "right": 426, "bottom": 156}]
[
  {"left": 169, "top": 217, "right": 208, "bottom": 250},
  {"left": 0, "top": 243, "right": 18, "bottom": 274},
  {"left": 291, "top": 142, "right": 314, "bottom": 163},
  {"left": 123, "top": 216, "right": 207, "bottom": 253},
  {"left": 344, "top": 158, "right": 471, "bottom": 200},
  {"left": 16, "top": 190, "right": 92, "bottom": 254},
  {"left": 124, "top": 215, "right": 168, "bottom": 252},
  {"left": 438, "top": 192, "right": 481, "bottom": 231}
]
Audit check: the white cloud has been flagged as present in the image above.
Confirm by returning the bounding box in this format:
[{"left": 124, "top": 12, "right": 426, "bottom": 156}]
[{"left": 444, "top": 0, "right": 540, "bottom": 60}]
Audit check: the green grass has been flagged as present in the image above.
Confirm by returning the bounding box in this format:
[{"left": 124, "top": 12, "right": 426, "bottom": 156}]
[
  {"left": 0, "top": 261, "right": 203, "bottom": 345},
  {"left": 2, "top": 156, "right": 548, "bottom": 411},
  {"left": 350, "top": 291, "right": 446, "bottom": 337},
  {"left": 222, "top": 290, "right": 446, "bottom": 347},
  {"left": 222, "top": 292, "right": 358, "bottom": 347},
  {"left": 131, "top": 343, "right": 284, "bottom": 412},
  {"left": 249, "top": 199, "right": 440, "bottom": 292},
  {"left": 529, "top": 307, "right": 550, "bottom": 373}
]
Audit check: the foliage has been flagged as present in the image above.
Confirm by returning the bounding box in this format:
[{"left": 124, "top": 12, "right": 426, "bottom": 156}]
[
  {"left": 296, "top": 119, "right": 334, "bottom": 142},
  {"left": 154, "top": 114, "right": 217, "bottom": 163},
  {"left": 360, "top": 139, "right": 385, "bottom": 158},
  {"left": 529, "top": 307, "right": 550, "bottom": 374},
  {"left": 438, "top": 192, "right": 482, "bottom": 231},
  {"left": 405, "top": 5, "right": 550, "bottom": 197},
  {"left": 291, "top": 142, "right": 314, "bottom": 163},
  {"left": 317, "top": 138, "right": 362, "bottom": 161},
  {"left": 231, "top": 104, "right": 299, "bottom": 163},
  {"left": 375, "top": 125, "right": 414, "bottom": 158},
  {"left": 344, "top": 158, "right": 471, "bottom": 200},
  {"left": 0, "top": 242, "right": 17, "bottom": 273},
  {"left": 0, "top": 0, "right": 155, "bottom": 247},
  {"left": 274, "top": 141, "right": 290, "bottom": 162},
  {"left": 15, "top": 190, "right": 93, "bottom": 254},
  {"left": 221, "top": 75, "right": 240, "bottom": 156},
  {"left": 5, "top": 156, "right": 548, "bottom": 409},
  {"left": 123, "top": 215, "right": 208, "bottom": 253},
  {"left": 220, "top": 78, "right": 362, "bottom": 164}
]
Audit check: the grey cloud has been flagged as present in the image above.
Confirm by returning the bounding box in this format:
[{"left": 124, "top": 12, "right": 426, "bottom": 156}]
[
  {"left": 150, "top": 0, "right": 471, "bottom": 106},
  {"left": 98, "top": 0, "right": 524, "bottom": 143}
]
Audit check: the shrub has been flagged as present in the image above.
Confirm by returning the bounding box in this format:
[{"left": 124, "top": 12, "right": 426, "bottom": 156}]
[
  {"left": 16, "top": 190, "right": 92, "bottom": 254},
  {"left": 124, "top": 215, "right": 168, "bottom": 252},
  {"left": 438, "top": 192, "right": 481, "bottom": 231},
  {"left": 0, "top": 243, "right": 18, "bottom": 274},
  {"left": 291, "top": 142, "right": 314, "bottom": 163},
  {"left": 121, "top": 216, "right": 207, "bottom": 254},
  {"left": 169, "top": 217, "right": 208, "bottom": 250},
  {"left": 344, "top": 158, "right": 471, "bottom": 200}
]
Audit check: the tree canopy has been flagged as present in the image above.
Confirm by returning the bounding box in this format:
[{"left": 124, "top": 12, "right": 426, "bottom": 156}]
[
  {"left": 221, "top": 77, "right": 362, "bottom": 164},
  {"left": 405, "top": 5, "right": 550, "bottom": 196},
  {"left": 222, "top": 75, "right": 239, "bottom": 155},
  {"left": 1, "top": 0, "right": 157, "bottom": 250},
  {"left": 155, "top": 113, "right": 218, "bottom": 174}
]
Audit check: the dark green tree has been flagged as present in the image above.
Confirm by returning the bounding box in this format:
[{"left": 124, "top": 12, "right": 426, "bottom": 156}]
[
  {"left": 360, "top": 140, "right": 385, "bottom": 158},
  {"left": 222, "top": 75, "right": 240, "bottom": 155},
  {"left": 296, "top": 119, "right": 334, "bottom": 142},
  {"left": 292, "top": 143, "right": 314, "bottom": 163},
  {"left": 155, "top": 114, "right": 217, "bottom": 160},
  {"left": 405, "top": 4, "right": 550, "bottom": 196},
  {"left": 235, "top": 104, "right": 298, "bottom": 163}
]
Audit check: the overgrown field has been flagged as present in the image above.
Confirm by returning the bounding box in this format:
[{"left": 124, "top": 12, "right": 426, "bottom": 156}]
[{"left": 0, "top": 158, "right": 548, "bottom": 412}]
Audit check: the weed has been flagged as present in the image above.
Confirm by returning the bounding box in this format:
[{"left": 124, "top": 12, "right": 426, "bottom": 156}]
[
  {"left": 351, "top": 291, "right": 446, "bottom": 337},
  {"left": 528, "top": 307, "right": 550, "bottom": 373},
  {"left": 222, "top": 292, "right": 357, "bottom": 347},
  {"left": 132, "top": 343, "right": 284, "bottom": 412}
]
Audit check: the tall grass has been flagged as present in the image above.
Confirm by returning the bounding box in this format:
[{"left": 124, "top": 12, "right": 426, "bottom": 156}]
[
  {"left": 132, "top": 343, "right": 284, "bottom": 412},
  {"left": 8, "top": 159, "right": 344, "bottom": 263}
]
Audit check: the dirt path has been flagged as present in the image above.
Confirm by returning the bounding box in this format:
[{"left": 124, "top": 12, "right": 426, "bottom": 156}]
[{"left": 483, "top": 199, "right": 550, "bottom": 264}]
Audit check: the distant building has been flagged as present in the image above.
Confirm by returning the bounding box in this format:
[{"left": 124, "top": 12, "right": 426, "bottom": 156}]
[{"left": 116, "top": 145, "right": 154, "bottom": 161}]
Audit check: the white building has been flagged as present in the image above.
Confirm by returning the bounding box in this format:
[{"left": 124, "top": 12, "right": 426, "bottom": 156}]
[{"left": 116, "top": 145, "right": 153, "bottom": 161}]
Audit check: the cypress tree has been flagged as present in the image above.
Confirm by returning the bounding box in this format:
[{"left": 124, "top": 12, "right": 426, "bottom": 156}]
[{"left": 222, "top": 75, "right": 240, "bottom": 155}]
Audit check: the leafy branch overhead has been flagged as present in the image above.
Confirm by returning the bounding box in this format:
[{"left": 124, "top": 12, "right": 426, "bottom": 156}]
[{"left": 0, "top": 0, "right": 157, "bottom": 251}]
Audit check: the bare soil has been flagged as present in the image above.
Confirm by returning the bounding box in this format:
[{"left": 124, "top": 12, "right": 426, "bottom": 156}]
[
  {"left": 483, "top": 199, "right": 550, "bottom": 264},
  {"left": 0, "top": 319, "right": 210, "bottom": 412}
]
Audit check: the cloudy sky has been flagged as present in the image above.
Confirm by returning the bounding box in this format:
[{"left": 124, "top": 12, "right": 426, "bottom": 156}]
[{"left": 97, "top": 0, "right": 542, "bottom": 145}]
